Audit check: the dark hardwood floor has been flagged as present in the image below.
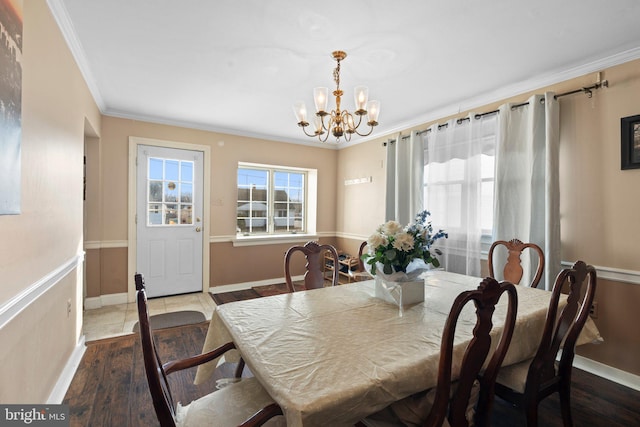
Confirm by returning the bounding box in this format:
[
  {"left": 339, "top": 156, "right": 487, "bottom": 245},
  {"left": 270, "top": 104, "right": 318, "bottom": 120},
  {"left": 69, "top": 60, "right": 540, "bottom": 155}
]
[{"left": 64, "top": 292, "right": 640, "bottom": 427}]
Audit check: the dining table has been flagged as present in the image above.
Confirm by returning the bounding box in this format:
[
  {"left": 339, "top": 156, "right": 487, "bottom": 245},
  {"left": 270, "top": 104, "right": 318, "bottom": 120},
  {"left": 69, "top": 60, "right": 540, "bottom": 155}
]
[{"left": 194, "top": 270, "right": 601, "bottom": 427}]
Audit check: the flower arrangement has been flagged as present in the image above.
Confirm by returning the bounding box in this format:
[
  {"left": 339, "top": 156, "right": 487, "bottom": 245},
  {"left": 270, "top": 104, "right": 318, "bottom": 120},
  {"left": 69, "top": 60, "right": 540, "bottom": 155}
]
[{"left": 362, "top": 210, "right": 448, "bottom": 279}]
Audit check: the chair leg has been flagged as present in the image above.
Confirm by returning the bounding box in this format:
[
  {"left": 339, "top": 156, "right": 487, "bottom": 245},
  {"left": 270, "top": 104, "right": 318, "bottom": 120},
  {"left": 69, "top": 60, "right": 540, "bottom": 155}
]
[
  {"left": 525, "top": 398, "right": 539, "bottom": 427},
  {"left": 559, "top": 382, "right": 573, "bottom": 427},
  {"left": 234, "top": 357, "right": 246, "bottom": 378}
]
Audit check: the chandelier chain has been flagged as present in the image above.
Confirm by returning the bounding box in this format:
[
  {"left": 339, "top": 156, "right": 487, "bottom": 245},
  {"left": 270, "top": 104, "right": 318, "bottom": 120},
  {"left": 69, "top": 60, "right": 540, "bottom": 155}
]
[{"left": 333, "top": 59, "right": 341, "bottom": 92}]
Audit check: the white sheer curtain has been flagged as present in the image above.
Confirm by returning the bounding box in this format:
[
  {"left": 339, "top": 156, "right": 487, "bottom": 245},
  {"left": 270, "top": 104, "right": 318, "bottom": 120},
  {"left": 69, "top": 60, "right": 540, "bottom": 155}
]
[
  {"left": 424, "top": 114, "right": 498, "bottom": 277},
  {"left": 494, "top": 93, "right": 560, "bottom": 290},
  {"left": 385, "top": 130, "right": 424, "bottom": 224}
]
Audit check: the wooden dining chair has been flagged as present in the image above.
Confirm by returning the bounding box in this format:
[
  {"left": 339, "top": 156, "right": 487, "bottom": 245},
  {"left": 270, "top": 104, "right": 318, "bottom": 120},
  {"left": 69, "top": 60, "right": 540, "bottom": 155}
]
[
  {"left": 493, "top": 260, "right": 597, "bottom": 427},
  {"left": 488, "top": 238, "right": 545, "bottom": 288},
  {"left": 361, "top": 277, "right": 518, "bottom": 427},
  {"left": 135, "top": 273, "right": 285, "bottom": 427},
  {"left": 284, "top": 241, "right": 339, "bottom": 292},
  {"left": 349, "top": 240, "right": 372, "bottom": 282}
]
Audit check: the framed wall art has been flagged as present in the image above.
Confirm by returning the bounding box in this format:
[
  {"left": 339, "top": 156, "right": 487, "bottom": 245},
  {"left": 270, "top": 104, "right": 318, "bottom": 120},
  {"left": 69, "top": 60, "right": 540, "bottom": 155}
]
[
  {"left": 0, "top": 0, "right": 23, "bottom": 214},
  {"left": 621, "top": 114, "right": 640, "bottom": 170}
]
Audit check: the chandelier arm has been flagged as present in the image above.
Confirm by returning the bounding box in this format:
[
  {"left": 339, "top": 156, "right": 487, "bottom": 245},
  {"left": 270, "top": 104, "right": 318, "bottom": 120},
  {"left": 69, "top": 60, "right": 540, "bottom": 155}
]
[
  {"left": 351, "top": 112, "right": 364, "bottom": 131},
  {"left": 319, "top": 113, "right": 332, "bottom": 132},
  {"left": 299, "top": 124, "right": 319, "bottom": 138},
  {"left": 318, "top": 128, "right": 331, "bottom": 143},
  {"left": 353, "top": 123, "right": 376, "bottom": 137}
]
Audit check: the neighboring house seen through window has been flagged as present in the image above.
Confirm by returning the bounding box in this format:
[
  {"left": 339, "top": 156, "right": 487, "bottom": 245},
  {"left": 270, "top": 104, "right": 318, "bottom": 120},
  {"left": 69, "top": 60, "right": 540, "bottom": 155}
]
[{"left": 237, "top": 164, "right": 308, "bottom": 236}]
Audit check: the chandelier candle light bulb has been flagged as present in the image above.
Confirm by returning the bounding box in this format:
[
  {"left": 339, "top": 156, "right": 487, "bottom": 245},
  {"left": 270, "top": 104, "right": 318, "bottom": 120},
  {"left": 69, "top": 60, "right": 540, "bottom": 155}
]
[
  {"left": 294, "top": 50, "right": 380, "bottom": 143},
  {"left": 313, "top": 87, "right": 328, "bottom": 113},
  {"left": 293, "top": 102, "right": 308, "bottom": 124},
  {"left": 354, "top": 86, "right": 368, "bottom": 112}
]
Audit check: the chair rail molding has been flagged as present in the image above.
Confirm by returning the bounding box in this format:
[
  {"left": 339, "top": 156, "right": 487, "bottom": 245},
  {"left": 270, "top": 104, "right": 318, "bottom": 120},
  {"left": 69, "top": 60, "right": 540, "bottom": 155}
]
[
  {"left": 84, "top": 240, "right": 128, "bottom": 250},
  {"left": 561, "top": 261, "right": 640, "bottom": 286},
  {"left": 0, "top": 254, "right": 84, "bottom": 330}
]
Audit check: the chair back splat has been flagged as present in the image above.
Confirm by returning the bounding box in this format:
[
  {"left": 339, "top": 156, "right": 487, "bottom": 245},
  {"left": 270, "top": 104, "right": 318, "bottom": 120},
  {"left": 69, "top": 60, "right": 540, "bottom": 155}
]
[
  {"left": 427, "top": 277, "right": 518, "bottom": 427},
  {"left": 488, "top": 238, "right": 545, "bottom": 288},
  {"left": 284, "top": 241, "right": 340, "bottom": 291},
  {"left": 357, "top": 240, "right": 368, "bottom": 272}
]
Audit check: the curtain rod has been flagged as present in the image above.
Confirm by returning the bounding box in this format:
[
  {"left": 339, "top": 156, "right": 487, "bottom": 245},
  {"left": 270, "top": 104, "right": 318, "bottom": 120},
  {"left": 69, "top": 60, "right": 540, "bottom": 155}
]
[{"left": 386, "top": 79, "right": 609, "bottom": 144}]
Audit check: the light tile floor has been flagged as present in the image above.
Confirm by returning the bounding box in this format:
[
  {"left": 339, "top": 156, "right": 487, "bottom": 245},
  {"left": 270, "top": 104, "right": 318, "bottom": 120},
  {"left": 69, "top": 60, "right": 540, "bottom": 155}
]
[{"left": 82, "top": 292, "right": 217, "bottom": 342}]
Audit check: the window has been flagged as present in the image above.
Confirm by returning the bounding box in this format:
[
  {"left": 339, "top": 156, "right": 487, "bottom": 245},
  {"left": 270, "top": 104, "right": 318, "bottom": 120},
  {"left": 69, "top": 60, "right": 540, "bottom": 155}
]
[
  {"left": 147, "top": 157, "right": 194, "bottom": 226},
  {"left": 423, "top": 114, "right": 499, "bottom": 260},
  {"left": 237, "top": 163, "right": 310, "bottom": 236},
  {"left": 424, "top": 154, "right": 494, "bottom": 235}
]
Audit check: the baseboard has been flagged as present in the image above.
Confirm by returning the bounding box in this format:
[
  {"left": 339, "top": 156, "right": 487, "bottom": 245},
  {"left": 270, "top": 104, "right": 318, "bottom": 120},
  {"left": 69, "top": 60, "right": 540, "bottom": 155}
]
[
  {"left": 85, "top": 276, "right": 305, "bottom": 306},
  {"left": 84, "top": 292, "right": 128, "bottom": 309},
  {"left": 48, "top": 335, "right": 86, "bottom": 403},
  {"left": 208, "top": 275, "right": 305, "bottom": 294},
  {"left": 573, "top": 355, "right": 640, "bottom": 392}
]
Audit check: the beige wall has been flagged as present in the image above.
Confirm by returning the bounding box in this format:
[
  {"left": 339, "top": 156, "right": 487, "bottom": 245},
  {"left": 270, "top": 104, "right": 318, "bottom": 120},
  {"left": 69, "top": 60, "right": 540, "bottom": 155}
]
[
  {"left": 0, "top": 0, "right": 100, "bottom": 401},
  {"left": 87, "top": 116, "right": 338, "bottom": 291},
  {"left": 336, "top": 59, "right": 640, "bottom": 376}
]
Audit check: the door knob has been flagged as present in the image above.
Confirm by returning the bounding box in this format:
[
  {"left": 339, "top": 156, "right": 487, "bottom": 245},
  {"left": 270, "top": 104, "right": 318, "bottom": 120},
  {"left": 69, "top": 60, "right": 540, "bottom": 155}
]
[{"left": 195, "top": 227, "right": 201, "bottom": 232}]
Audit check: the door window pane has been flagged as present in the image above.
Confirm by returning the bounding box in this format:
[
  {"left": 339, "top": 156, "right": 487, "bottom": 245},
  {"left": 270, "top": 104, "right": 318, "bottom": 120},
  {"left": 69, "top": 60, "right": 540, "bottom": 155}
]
[
  {"left": 181, "top": 162, "right": 193, "bottom": 182},
  {"left": 149, "top": 158, "right": 163, "bottom": 180},
  {"left": 149, "top": 181, "right": 162, "bottom": 202},
  {"left": 149, "top": 203, "right": 162, "bottom": 225},
  {"left": 180, "top": 183, "right": 193, "bottom": 203},
  {"left": 165, "top": 204, "right": 178, "bottom": 225},
  {"left": 180, "top": 205, "right": 192, "bottom": 224},
  {"left": 165, "top": 182, "right": 178, "bottom": 202},
  {"left": 165, "top": 160, "right": 179, "bottom": 181}
]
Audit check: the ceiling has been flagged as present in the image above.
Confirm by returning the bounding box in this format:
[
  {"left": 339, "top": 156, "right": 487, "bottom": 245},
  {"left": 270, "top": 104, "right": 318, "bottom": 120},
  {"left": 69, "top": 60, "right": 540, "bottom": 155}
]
[{"left": 50, "top": 0, "right": 640, "bottom": 148}]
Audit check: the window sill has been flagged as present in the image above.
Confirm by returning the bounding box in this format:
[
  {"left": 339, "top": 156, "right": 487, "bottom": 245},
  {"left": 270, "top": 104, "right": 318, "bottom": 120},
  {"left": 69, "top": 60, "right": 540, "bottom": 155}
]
[{"left": 232, "top": 233, "right": 319, "bottom": 247}]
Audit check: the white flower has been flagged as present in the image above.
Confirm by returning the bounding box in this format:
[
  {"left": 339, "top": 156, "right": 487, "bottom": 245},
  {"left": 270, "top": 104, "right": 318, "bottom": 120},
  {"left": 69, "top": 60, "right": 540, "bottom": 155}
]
[
  {"left": 367, "top": 233, "right": 388, "bottom": 250},
  {"left": 393, "top": 232, "right": 415, "bottom": 251},
  {"left": 382, "top": 220, "right": 403, "bottom": 236}
]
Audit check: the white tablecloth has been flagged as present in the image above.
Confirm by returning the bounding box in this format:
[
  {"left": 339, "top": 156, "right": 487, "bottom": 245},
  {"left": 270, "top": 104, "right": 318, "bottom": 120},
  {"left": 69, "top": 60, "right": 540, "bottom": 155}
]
[{"left": 195, "top": 271, "right": 601, "bottom": 427}]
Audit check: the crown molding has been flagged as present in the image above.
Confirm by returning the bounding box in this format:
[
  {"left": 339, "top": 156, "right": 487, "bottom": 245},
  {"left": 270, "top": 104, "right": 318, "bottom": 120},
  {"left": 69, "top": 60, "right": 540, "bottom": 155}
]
[
  {"left": 349, "top": 46, "right": 640, "bottom": 149},
  {"left": 46, "top": 0, "right": 106, "bottom": 110}
]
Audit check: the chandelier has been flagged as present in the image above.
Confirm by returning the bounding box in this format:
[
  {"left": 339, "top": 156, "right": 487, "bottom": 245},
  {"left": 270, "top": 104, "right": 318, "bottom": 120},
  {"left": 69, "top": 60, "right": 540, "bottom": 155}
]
[{"left": 293, "top": 51, "right": 380, "bottom": 143}]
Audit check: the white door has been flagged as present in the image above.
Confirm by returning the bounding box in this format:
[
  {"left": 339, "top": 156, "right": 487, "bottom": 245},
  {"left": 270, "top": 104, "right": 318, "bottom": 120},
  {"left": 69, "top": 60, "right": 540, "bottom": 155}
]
[{"left": 136, "top": 145, "right": 203, "bottom": 298}]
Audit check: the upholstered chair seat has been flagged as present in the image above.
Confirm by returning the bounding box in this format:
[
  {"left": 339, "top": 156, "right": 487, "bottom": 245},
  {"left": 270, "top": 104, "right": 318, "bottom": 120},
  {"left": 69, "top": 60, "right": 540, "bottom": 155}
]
[{"left": 175, "top": 377, "right": 286, "bottom": 427}]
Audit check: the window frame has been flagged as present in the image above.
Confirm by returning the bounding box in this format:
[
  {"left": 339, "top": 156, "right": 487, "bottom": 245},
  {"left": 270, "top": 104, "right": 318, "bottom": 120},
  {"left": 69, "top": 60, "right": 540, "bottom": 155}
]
[{"left": 235, "top": 162, "right": 318, "bottom": 245}]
